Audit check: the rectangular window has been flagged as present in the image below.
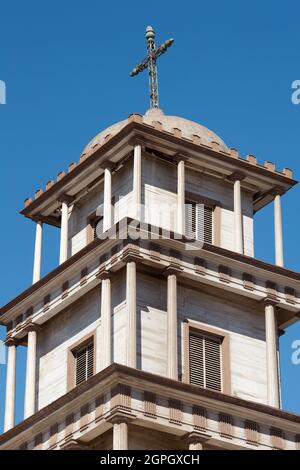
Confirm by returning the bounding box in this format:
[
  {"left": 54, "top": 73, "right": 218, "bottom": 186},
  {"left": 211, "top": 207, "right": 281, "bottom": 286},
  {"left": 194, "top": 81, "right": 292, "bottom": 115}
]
[
  {"left": 189, "top": 330, "right": 222, "bottom": 392},
  {"left": 185, "top": 202, "right": 213, "bottom": 243},
  {"left": 74, "top": 341, "right": 94, "bottom": 386}
]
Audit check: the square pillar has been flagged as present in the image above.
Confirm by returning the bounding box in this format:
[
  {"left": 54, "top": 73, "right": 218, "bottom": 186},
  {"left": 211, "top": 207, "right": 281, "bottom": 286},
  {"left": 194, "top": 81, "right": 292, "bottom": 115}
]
[
  {"left": 228, "top": 172, "right": 245, "bottom": 254},
  {"left": 126, "top": 261, "right": 137, "bottom": 368},
  {"left": 32, "top": 220, "right": 43, "bottom": 284},
  {"left": 166, "top": 266, "right": 180, "bottom": 380},
  {"left": 59, "top": 200, "right": 69, "bottom": 265},
  {"left": 264, "top": 299, "right": 280, "bottom": 408},
  {"left": 4, "top": 339, "right": 17, "bottom": 432},
  {"left": 272, "top": 188, "right": 284, "bottom": 267},
  {"left": 98, "top": 269, "right": 112, "bottom": 370},
  {"left": 24, "top": 326, "right": 39, "bottom": 419},
  {"left": 113, "top": 419, "right": 128, "bottom": 450},
  {"left": 133, "top": 143, "right": 142, "bottom": 220},
  {"left": 103, "top": 167, "right": 112, "bottom": 232},
  {"left": 177, "top": 158, "right": 185, "bottom": 235}
]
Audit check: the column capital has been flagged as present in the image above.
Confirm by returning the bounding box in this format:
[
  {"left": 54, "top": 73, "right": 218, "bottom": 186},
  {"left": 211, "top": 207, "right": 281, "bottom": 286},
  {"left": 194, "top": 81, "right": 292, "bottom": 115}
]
[
  {"left": 96, "top": 266, "right": 112, "bottom": 281},
  {"left": 227, "top": 171, "right": 245, "bottom": 182},
  {"left": 57, "top": 194, "right": 73, "bottom": 205},
  {"left": 31, "top": 217, "right": 43, "bottom": 225},
  {"left": 262, "top": 296, "right": 279, "bottom": 308},
  {"left": 24, "top": 322, "right": 42, "bottom": 335},
  {"left": 186, "top": 431, "right": 212, "bottom": 444},
  {"left": 173, "top": 152, "right": 189, "bottom": 164},
  {"left": 270, "top": 186, "right": 285, "bottom": 197},
  {"left": 121, "top": 245, "right": 142, "bottom": 264},
  {"left": 60, "top": 439, "right": 91, "bottom": 450},
  {"left": 128, "top": 136, "right": 145, "bottom": 150},
  {"left": 4, "top": 337, "right": 18, "bottom": 347},
  {"left": 106, "top": 409, "right": 136, "bottom": 425},
  {"left": 164, "top": 263, "right": 183, "bottom": 277},
  {"left": 99, "top": 160, "right": 115, "bottom": 171}
]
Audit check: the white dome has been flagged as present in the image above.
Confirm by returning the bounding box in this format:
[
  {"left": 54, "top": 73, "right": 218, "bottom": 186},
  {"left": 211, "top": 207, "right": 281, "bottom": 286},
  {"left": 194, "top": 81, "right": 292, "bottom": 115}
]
[{"left": 81, "top": 108, "right": 228, "bottom": 156}]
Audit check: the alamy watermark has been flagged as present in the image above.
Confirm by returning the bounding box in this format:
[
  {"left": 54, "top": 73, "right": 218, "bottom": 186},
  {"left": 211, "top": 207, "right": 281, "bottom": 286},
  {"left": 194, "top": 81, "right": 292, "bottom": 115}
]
[
  {"left": 93, "top": 202, "right": 206, "bottom": 251},
  {"left": 291, "top": 340, "right": 300, "bottom": 365},
  {"left": 0, "top": 80, "right": 6, "bottom": 104},
  {"left": 291, "top": 80, "right": 300, "bottom": 104}
]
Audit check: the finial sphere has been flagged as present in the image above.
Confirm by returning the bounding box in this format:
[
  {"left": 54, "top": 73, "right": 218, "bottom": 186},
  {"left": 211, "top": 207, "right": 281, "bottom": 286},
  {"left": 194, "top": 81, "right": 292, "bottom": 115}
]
[{"left": 145, "top": 25, "right": 155, "bottom": 40}]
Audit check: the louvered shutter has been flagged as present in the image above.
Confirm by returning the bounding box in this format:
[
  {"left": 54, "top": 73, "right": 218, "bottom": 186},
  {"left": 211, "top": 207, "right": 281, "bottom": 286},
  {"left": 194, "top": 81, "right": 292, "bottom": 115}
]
[
  {"left": 185, "top": 202, "right": 213, "bottom": 243},
  {"left": 189, "top": 333, "right": 204, "bottom": 387},
  {"left": 203, "top": 206, "right": 213, "bottom": 243},
  {"left": 196, "top": 204, "right": 204, "bottom": 242},
  {"left": 75, "top": 342, "right": 94, "bottom": 386},
  {"left": 189, "top": 331, "right": 222, "bottom": 392},
  {"left": 185, "top": 202, "right": 196, "bottom": 239},
  {"left": 204, "top": 335, "right": 221, "bottom": 391}
]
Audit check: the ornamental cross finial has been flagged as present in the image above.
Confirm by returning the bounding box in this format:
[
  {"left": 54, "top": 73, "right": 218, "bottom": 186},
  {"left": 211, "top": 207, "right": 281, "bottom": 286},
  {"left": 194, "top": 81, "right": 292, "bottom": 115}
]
[{"left": 129, "top": 26, "right": 174, "bottom": 109}]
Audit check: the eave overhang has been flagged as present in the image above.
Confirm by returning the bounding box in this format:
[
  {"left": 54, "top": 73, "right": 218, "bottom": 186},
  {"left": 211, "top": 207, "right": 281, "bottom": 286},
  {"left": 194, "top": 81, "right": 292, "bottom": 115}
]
[{"left": 20, "top": 120, "right": 297, "bottom": 226}]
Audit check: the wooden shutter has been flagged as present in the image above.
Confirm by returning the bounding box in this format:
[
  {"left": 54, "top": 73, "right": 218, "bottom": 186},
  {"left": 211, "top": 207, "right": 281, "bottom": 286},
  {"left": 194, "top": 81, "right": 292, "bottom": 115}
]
[
  {"left": 185, "top": 202, "right": 196, "bottom": 239},
  {"left": 75, "top": 341, "right": 94, "bottom": 386},
  {"left": 189, "top": 333, "right": 204, "bottom": 387},
  {"left": 189, "top": 331, "right": 222, "bottom": 392},
  {"left": 185, "top": 202, "right": 213, "bottom": 243},
  {"left": 204, "top": 335, "right": 222, "bottom": 391},
  {"left": 203, "top": 206, "right": 213, "bottom": 243}
]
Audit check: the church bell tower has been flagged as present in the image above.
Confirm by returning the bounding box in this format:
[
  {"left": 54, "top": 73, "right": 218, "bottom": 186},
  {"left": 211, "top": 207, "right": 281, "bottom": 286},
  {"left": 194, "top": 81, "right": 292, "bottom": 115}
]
[{"left": 0, "top": 27, "right": 300, "bottom": 451}]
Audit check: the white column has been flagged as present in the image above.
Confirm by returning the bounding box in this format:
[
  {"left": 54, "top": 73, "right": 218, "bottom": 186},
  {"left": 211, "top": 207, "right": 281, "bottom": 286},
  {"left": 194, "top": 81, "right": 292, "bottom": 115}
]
[
  {"left": 265, "top": 301, "right": 280, "bottom": 408},
  {"left": 101, "top": 274, "right": 111, "bottom": 369},
  {"left": 32, "top": 221, "right": 43, "bottom": 284},
  {"left": 24, "top": 329, "right": 37, "bottom": 419},
  {"left": 133, "top": 144, "right": 142, "bottom": 220},
  {"left": 113, "top": 420, "right": 128, "bottom": 450},
  {"left": 167, "top": 271, "right": 178, "bottom": 380},
  {"left": 274, "top": 193, "right": 284, "bottom": 267},
  {"left": 126, "top": 261, "right": 136, "bottom": 368},
  {"left": 59, "top": 201, "right": 69, "bottom": 265},
  {"left": 4, "top": 341, "right": 17, "bottom": 432},
  {"left": 233, "top": 176, "right": 243, "bottom": 254},
  {"left": 177, "top": 159, "right": 185, "bottom": 235},
  {"left": 103, "top": 168, "right": 112, "bottom": 232}
]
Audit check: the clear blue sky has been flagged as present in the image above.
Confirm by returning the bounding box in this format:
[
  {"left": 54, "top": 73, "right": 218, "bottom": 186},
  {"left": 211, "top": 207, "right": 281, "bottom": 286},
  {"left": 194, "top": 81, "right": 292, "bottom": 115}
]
[{"left": 0, "top": 1, "right": 299, "bottom": 432}]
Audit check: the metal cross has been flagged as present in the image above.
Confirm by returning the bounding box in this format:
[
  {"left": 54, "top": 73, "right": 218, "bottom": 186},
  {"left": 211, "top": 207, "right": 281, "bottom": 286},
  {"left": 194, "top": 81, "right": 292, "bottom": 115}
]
[{"left": 129, "top": 26, "right": 174, "bottom": 109}]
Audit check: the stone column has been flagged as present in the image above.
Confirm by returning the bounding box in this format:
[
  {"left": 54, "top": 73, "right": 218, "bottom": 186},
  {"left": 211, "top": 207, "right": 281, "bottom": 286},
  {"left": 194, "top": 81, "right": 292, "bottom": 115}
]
[
  {"left": 32, "top": 221, "right": 43, "bottom": 284},
  {"left": 167, "top": 268, "right": 178, "bottom": 380},
  {"left": 126, "top": 261, "right": 136, "bottom": 368},
  {"left": 177, "top": 159, "right": 185, "bottom": 235},
  {"left": 100, "top": 271, "right": 112, "bottom": 369},
  {"left": 4, "top": 340, "right": 17, "bottom": 432},
  {"left": 24, "top": 327, "right": 38, "bottom": 419},
  {"left": 113, "top": 419, "right": 128, "bottom": 450},
  {"left": 133, "top": 143, "right": 142, "bottom": 220},
  {"left": 273, "top": 190, "right": 284, "bottom": 267},
  {"left": 103, "top": 167, "right": 112, "bottom": 232},
  {"left": 230, "top": 173, "right": 244, "bottom": 254},
  {"left": 264, "top": 300, "right": 280, "bottom": 408},
  {"left": 59, "top": 200, "right": 69, "bottom": 265}
]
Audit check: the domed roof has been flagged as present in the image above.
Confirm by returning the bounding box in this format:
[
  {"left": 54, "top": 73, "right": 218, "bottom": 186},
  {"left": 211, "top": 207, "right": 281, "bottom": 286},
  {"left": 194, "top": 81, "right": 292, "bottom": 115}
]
[{"left": 81, "top": 108, "right": 228, "bottom": 156}]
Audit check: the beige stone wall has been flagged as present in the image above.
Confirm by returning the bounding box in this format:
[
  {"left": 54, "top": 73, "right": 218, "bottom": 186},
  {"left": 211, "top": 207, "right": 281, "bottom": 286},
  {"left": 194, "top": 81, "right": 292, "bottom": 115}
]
[
  {"left": 67, "top": 154, "right": 254, "bottom": 257},
  {"left": 36, "top": 269, "right": 267, "bottom": 410}
]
